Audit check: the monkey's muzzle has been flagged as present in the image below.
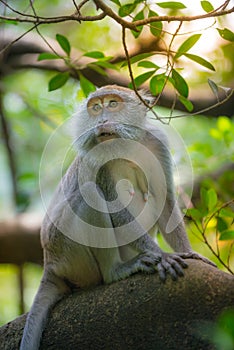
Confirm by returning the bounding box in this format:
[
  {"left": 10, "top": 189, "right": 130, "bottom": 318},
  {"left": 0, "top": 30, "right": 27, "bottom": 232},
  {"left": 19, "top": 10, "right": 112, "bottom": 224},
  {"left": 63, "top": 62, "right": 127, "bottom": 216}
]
[{"left": 95, "top": 124, "right": 119, "bottom": 142}]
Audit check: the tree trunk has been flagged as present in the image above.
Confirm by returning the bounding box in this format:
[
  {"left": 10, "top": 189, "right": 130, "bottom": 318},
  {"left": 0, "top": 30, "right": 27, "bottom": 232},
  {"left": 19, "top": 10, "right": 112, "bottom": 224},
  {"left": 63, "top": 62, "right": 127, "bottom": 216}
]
[{"left": 0, "top": 260, "right": 233, "bottom": 350}]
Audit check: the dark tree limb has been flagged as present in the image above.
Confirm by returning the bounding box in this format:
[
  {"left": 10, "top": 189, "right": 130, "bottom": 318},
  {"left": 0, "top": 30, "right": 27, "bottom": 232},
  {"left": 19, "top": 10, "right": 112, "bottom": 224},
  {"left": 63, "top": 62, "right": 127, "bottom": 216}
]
[
  {"left": 0, "top": 260, "right": 233, "bottom": 350},
  {"left": 0, "top": 215, "right": 42, "bottom": 265}
]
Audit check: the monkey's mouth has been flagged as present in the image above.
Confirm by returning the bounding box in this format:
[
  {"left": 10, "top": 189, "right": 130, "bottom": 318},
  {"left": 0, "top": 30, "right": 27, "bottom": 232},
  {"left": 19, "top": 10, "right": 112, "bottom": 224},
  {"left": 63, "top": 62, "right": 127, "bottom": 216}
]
[
  {"left": 96, "top": 126, "right": 118, "bottom": 142},
  {"left": 97, "top": 132, "right": 118, "bottom": 142}
]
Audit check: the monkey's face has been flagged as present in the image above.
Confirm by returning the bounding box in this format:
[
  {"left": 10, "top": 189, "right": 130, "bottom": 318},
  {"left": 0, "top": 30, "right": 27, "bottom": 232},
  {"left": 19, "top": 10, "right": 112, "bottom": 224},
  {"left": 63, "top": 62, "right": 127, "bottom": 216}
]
[
  {"left": 74, "top": 86, "right": 150, "bottom": 153},
  {"left": 87, "top": 93, "right": 124, "bottom": 143}
]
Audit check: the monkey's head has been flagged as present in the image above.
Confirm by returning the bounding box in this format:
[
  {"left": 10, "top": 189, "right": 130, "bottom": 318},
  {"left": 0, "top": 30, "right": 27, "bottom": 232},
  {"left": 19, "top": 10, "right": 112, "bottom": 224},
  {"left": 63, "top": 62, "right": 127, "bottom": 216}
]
[{"left": 74, "top": 85, "right": 153, "bottom": 155}]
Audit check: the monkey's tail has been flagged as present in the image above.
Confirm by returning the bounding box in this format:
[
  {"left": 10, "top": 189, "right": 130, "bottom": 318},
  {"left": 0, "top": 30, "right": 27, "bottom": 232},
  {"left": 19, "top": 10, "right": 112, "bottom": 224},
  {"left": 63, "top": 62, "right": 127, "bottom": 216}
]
[{"left": 20, "top": 272, "right": 69, "bottom": 350}]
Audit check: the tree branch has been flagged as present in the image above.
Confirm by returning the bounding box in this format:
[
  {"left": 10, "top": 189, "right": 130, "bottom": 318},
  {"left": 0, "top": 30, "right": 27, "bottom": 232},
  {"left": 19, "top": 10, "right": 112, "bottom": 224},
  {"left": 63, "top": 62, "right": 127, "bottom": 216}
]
[
  {"left": 0, "top": 91, "right": 18, "bottom": 206},
  {"left": 94, "top": 0, "right": 234, "bottom": 30},
  {"left": 0, "top": 261, "right": 233, "bottom": 350},
  {"left": 1, "top": 34, "right": 233, "bottom": 117},
  {"left": 0, "top": 0, "right": 233, "bottom": 26}
]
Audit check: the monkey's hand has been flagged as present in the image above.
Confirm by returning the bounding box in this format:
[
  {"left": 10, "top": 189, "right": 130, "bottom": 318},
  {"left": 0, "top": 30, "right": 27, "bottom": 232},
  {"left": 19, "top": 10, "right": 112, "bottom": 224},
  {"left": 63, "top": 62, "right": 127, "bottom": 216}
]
[
  {"left": 177, "top": 251, "right": 217, "bottom": 267},
  {"left": 114, "top": 251, "right": 188, "bottom": 282},
  {"left": 154, "top": 252, "right": 188, "bottom": 282}
]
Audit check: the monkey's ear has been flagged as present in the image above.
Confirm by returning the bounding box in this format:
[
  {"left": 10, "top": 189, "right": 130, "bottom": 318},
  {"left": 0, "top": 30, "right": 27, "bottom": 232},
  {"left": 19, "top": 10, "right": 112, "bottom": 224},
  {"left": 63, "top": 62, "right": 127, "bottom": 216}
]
[{"left": 138, "top": 89, "right": 156, "bottom": 107}]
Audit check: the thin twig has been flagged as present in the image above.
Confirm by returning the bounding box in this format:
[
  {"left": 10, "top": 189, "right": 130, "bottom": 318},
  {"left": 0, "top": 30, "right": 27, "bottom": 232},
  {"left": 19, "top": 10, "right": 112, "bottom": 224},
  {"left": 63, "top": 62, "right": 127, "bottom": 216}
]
[
  {"left": 153, "top": 22, "right": 183, "bottom": 110},
  {"left": 122, "top": 27, "right": 162, "bottom": 122},
  {"left": 0, "top": 12, "right": 106, "bottom": 24},
  {"left": 160, "top": 89, "right": 234, "bottom": 119},
  {"left": 0, "top": 0, "right": 233, "bottom": 26},
  {"left": 94, "top": 0, "right": 234, "bottom": 30},
  {"left": 0, "top": 24, "right": 39, "bottom": 55},
  {"left": 0, "top": 0, "right": 37, "bottom": 18}
]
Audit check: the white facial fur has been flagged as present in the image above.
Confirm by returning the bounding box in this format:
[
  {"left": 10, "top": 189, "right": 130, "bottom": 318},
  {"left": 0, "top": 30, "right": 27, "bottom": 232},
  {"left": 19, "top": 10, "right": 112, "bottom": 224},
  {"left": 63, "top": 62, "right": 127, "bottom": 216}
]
[{"left": 73, "top": 86, "right": 151, "bottom": 152}]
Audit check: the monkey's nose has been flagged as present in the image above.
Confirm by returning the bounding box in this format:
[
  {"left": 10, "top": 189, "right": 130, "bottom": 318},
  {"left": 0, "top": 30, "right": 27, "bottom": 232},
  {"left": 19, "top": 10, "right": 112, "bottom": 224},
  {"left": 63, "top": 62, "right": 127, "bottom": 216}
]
[{"left": 98, "top": 118, "right": 108, "bottom": 124}]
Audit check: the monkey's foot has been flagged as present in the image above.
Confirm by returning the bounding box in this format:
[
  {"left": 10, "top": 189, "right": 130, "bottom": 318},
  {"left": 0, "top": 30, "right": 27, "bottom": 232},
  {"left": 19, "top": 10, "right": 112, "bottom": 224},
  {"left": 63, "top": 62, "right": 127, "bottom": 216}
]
[
  {"left": 112, "top": 251, "right": 161, "bottom": 282},
  {"left": 177, "top": 251, "right": 217, "bottom": 267},
  {"left": 154, "top": 253, "right": 188, "bottom": 282}
]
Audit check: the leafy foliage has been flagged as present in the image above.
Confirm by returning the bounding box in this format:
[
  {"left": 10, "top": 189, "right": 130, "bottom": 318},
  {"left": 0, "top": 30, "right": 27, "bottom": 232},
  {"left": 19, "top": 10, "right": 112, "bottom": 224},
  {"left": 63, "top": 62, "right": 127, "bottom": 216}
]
[
  {"left": 200, "top": 1, "right": 214, "bottom": 13},
  {"left": 48, "top": 72, "right": 70, "bottom": 91},
  {"left": 0, "top": 0, "right": 234, "bottom": 326},
  {"left": 175, "top": 34, "right": 202, "bottom": 59},
  {"left": 217, "top": 28, "right": 234, "bottom": 42},
  {"left": 156, "top": 2, "right": 186, "bottom": 9},
  {"left": 148, "top": 10, "right": 163, "bottom": 37},
  {"left": 56, "top": 34, "right": 71, "bottom": 56},
  {"left": 187, "top": 188, "right": 234, "bottom": 274}
]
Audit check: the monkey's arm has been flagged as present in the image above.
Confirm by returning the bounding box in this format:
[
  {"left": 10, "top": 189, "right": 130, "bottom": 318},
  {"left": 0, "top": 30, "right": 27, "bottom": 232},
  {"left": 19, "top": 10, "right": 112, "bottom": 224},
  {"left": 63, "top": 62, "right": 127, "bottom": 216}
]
[
  {"left": 106, "top": 199, "right": 188, "bottom": 281},
  {"left": 145, "top": 129, "right": 216, "bottom": 268}
]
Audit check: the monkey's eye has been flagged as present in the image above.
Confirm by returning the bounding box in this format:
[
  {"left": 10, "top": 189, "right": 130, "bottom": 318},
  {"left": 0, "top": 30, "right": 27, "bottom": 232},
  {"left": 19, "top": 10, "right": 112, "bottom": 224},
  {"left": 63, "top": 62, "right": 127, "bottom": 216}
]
[
  {"left": 104, "top": 95, "right": 123, "bottom": 112},
  {"left": 87, "top": 98, "right": 103, "bottom": 116},
  {"left": 108, "top": 100, "right": 118, "bottom": 108},
  {"left": 92, "top": 104, "right": 102, "bottom": 112}
]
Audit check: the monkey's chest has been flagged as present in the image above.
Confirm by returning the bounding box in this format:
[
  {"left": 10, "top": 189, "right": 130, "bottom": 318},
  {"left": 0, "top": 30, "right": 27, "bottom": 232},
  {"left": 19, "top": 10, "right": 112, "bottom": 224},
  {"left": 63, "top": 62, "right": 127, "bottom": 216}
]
[{"left": 101, "top": 160, "right": 159, "bottom": 231}]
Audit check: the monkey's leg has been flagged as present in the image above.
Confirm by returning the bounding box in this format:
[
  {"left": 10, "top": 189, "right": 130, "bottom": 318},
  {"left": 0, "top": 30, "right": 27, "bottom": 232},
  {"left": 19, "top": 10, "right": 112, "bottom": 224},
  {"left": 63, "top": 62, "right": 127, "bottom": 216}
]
[
  {"left": 20, "top": 271, "right": 69, "bottom": 350},
  {"left": 109, "top": 203, "right": 188, "bottom": 282}
]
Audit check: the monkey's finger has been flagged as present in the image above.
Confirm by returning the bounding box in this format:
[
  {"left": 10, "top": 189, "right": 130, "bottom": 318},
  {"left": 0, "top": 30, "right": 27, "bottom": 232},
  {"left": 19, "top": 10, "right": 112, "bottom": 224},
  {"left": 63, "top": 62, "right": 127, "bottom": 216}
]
[
  {"left": 170, "top": 255, "right": 188, "bottom": 269},
  {"left": 165, "top": 257, "right": 185, "bottom": 277},
  {"left": 159, "top": 260, "right": 179, "bottom": 281},
  {"left": 177, "top": 252, "right": 217, "bottom": 267},
  {"left": 168, "top": 268, "right": 178, "bottom": 281},
  {"left": 155, "top": 263, "right": 167, "bottom": 282}
]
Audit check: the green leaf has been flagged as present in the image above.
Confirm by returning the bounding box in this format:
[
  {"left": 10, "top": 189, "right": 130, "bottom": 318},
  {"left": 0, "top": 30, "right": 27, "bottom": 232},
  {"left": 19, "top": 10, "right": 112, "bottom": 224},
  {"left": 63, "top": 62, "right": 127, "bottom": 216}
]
[
  {"left": 84, "top": 51, "right": 105, "bottom": 59},
  {"left": 56, "top": 34, "right": 71, "bottom": 56},
  {"left": 217, "top": 217, "right": 228, "bottom": 232},
  {"left": 149, "top": 74, "right": 166, "bottom": 95},
  {"left": 95, "top": 61, "right": 119, "bottom": 70},
  {"left": 79, "top": 73, "right": 96, "bottom": 97},
  {"left": 200, "top": 1, "right": 214, "bottom": 12},
  {"left": 210, "top": 128, "right": 222, "bottom": 140},
  {"left": 157, "top": 1, "right": 186, "bottom": 9},
  {"left": 217, "top": 28, "right": 234, "bottom": 42},
  {"left": 186, "top": 208, "right": 203, "bottom": 220},
  {"left": 121, "top": 53, "right": 155, "bottom": 67},
  {"left": 38, "top": 53, "right": 60, "bottom": 61},
  {"left": 219, "top": 230, "right": 234, "bottom": 241},
  {"left": 129, "top": 71, "right": 155, "bottom": 88},
  {"left": 171, "top": 69, "right": 189, "bottom": 98},
  {"left": 18, "top": 172, "right": 36, "bottom": 181},
  {"left": 207, "top": 188, "right": 218, "bottom": 211},
  {"left": 184, "top": 53, "right": 215, "bottom": 71},
  {"left": 175, "top": 34, "right": 201, "bottom": 59},
  {"left": 219, "top": 208, "right": 234, "bottom": 218},
  {"left": 217, "top": 116, "right": 231, "bottom": 132},
  {"left": 179, "top": 95, "right": 194, "bottom": 112},
  {"left": 1, "top": 19, "right": 18, "bottom": 25},
  {"left": 88, "top": 63, "right": 108, "bottom": 76},
  {"left": 200, "top": 187, "right": 208, "bottom": 208},
  {"left": 48, "top": 72, "right": 70, "bottom": 91},
  {"left": 138, "top": 61, "right": 159, "bottom": 69},
  {"left": 131, "top": 10, "right": 144, "bottom": 38},
  {"left": 119, "top": 3, "right": 136, "bottom": 17},
  {"left": 208, "top": 79, "right": 219, "bottom": 99},
  {"left": 109, "top": 0, "right": 121, "bottom": 6},
  {"left": 148, "top": 10, "right": 162, "bottom": 37}
]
